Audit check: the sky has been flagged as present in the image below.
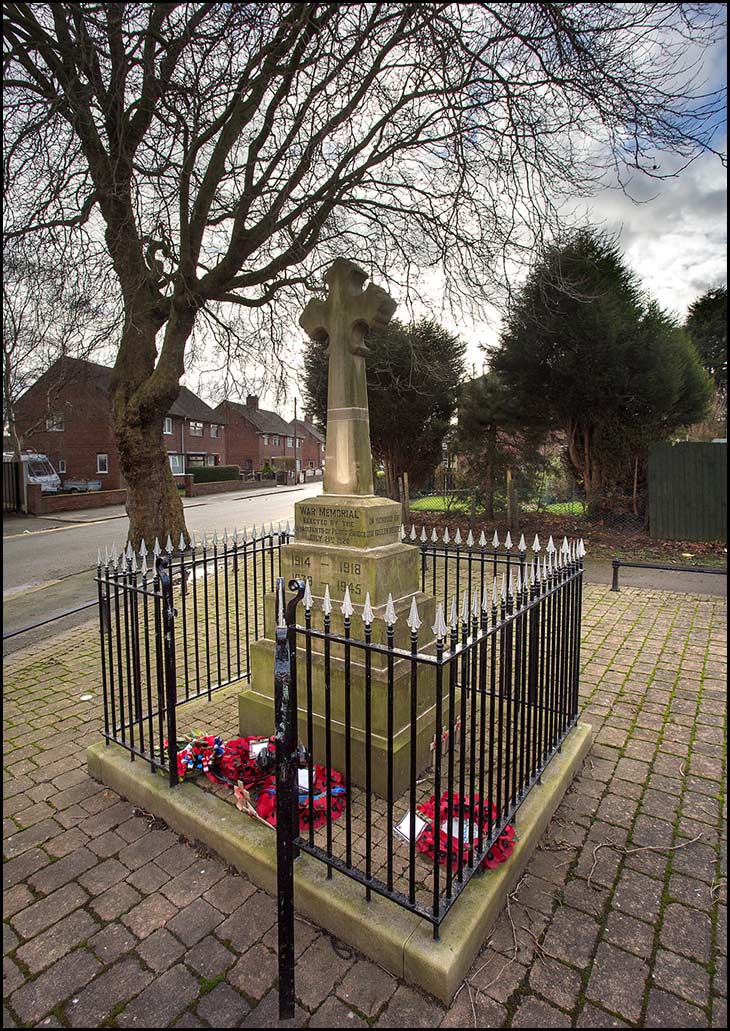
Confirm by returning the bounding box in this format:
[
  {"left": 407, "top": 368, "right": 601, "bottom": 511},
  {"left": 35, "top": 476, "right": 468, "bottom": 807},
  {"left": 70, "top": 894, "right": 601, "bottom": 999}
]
[
  {"left": 238, "top": 136, "right": 727, "bottom": 418},
  {"left": 185, "top": 16, "right": 729, "bottom": 418}
]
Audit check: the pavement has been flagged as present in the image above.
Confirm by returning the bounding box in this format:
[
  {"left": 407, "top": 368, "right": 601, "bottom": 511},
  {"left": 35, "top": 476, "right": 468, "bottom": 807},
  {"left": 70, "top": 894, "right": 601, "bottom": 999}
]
[{"left": 3, "top": 582, "right": 726, "bottom": 1027}]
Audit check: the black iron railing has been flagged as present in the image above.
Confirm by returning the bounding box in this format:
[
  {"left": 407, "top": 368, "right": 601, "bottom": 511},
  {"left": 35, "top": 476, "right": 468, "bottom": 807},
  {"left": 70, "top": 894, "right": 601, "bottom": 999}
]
[
  {"left": 96, "top": 526, "right": 290, "bottom": 783},
  {"left": 284, "top": 543, "right": 583, "bottom": 935},
  {"left": 96, "top": 524, "right": 584, "bottom": 923}
]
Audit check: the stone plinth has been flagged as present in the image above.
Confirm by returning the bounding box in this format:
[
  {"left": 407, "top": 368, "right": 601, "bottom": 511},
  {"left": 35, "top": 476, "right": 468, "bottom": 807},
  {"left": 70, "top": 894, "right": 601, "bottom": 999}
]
[
  {"left": 238, "top": 490, "right": 443, "bottom": 795},
  {"left": 238, "top": 589, "right": 455, "bottom": 797}
]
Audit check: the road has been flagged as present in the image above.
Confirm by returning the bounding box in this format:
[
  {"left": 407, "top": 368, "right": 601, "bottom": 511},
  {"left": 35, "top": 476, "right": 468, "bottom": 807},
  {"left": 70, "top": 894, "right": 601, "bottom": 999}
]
[
  {"left": 2, "top": 481, "right": 322, "bottom": 653},
  {"left": 4, "top": 483, "right": 725, "bottom": 655}
]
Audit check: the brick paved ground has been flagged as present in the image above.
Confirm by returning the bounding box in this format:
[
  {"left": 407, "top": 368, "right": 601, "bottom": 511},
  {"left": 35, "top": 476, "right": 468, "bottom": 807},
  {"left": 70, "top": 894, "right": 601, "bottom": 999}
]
[{"left": 4, "top": 585, "right": 726, "bottom": 1028}]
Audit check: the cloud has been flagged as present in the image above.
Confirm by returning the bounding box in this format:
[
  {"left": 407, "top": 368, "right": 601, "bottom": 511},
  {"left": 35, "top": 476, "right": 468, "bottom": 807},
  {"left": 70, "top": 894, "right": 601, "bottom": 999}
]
[{"left": 583, "top": 146, "right": 727, "bottom": 320}]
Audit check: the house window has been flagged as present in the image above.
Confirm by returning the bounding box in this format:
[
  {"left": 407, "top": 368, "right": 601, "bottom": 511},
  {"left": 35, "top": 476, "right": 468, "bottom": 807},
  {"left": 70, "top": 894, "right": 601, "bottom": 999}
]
[
  {"left": 286, "top": 436, "right": 294, "bottom": 448},
  {"left": 210, "top": 424, "right": 219, "bottom": 438},
  {"left": 58, "top": 459, "right": 67, "bottom": 474},
  {"left": 96, "top": 454, "right": 108, "bottom": 474},
  {"left": 163, "top": 417, "right": 173, "bottom": 435},
  {"left": 297, "top": 437, "right": 303, "bottom": 447},
  {"left": 46, "top": 413, "right": 64, "bottom": 431},
  {"left": 189, "top": 421, "right": 203, "bottom": 436},
  {"left": 272, "top": 435, "right": 280, "bottom": 447},
  {"left": 262, "top": 434, "right": 269, "bottom": 445},
  {"left": 187, "top": 454, "right": 205, "bottom": 468},
  {"left": 169, "top": 454, "right": 184, "bottom": 475}
]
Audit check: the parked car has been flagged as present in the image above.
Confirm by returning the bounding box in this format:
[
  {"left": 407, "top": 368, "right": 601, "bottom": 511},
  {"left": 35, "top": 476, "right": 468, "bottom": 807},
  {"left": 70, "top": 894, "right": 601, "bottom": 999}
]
[
  {"left": 62, "top": 479, "right": 102, "bottom": 493},
  {"left": 3, "top": 451, "right": 61, "bottom": 493}
]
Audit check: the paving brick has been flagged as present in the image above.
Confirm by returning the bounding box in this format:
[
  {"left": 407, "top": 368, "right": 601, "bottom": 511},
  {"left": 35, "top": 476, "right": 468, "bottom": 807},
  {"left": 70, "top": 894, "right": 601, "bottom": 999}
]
[
  {"left": 116, "top": 963, "right": 200, "bottom": 1027},
  {"left": 586, "top": 942, "right": 649, "bottom": 1023},
  {"left": 3, "top": 847, "right": 50, "bottom": 888},
  {"left": 542, "top": 907, "right": 600, "bottom": 969},
  {"left": 203, "top": 872, "right": 257, "bottom": 914},
  {"left": 661, "top": 903, "right": 713, "bottom": 963},
  {"left": 10, "top": 882, "right": 87, "bottom": 940},
  {"left": 653, "top": 948, "right": 711, "bottom": 1008},
  {"left": 90, "top": 881, "right": 142, "bottom": 921},
  {"left": 336, "top": 958, "right": 398, "bottom": 1017},
  {"left": 45, "top": 826, "right": 90, "bottom": 858},
  {"left": 309, "top": 995, "right": 367, "bottom": 1027},
  {"left": 137, "top": 927, "right": 186, "bottom": 972},
  {"left": 28, "top": 847, "right": 97, "bottom": 895},
  {"left": 87, "top": 829, "right": 126, "bottom": 858},
  {"left": 15, "top": 908, "right": 100, "bottom": 974},
  {"left": 9, "top": 947, "right": 101, "bottom": 1025},
  {"left": 64, "top": 957, "right": 153, "bottom": 1027},
  {"left": 127, "top": 861, "right": 170, "bottom": 895},
  {"left": 613, "top": 868, "right": 664, "bottom": 922},
  {"left": 196, "top": 983, "right": 251, "bottom": 1026},
  {"left": 239, "top": 989, "right": 307, "bottom": 1027},
  {"left": 218, "top": 890, "right": 277, "bottom": 952},
  {"left": 159, "top": 861, "right": 225, "bottom": 907},
  {"left": 122, "top": 893, "right": 178, "bottom": 939},
  {"left": 185, "top": 934, "right": 236, "bottom": 980},
  {"left": 3, "top": 956, "right": 24, "bottom": 996},
  {"left": 377, "top": 985, "right": 445, "bottom": 1027},
  {"left": 3, "top": 883, "right": 34, "bottom": 919},
  {"left": 603, "top": 909, "right": 655, "bottom": 959},
  {"left": 644, "top": 987, "right": 708, "bottom": 1027},
  {"left": 228, "top": 942, "right": 280, "bottom": 1003},
  {"left": 668, "top": 873, "right": 713, "bottom": 910},
  {"left": 529, "top": 954, "right": 583, "bottom": 1011},
  {"left": 154, "top": 842, "right": 198, "bottom": 876},
  {"left": 631, "top": 813, "right": 675, "bottom": 848},
  {"left": 88, "top": 923, "right": 138, "bottom": 963},
  {"left": 512, "top": 995, "right": 572, "bottom": 1027},
  {"left": 78, "top": 856, "right": 128, "bottom": 895},
  {"left": 577, "top": 1002, "right": 631, "bottom": 1027},
  {"left": 118, "top": 828, "right": 179, "bottom": 870},
  {"left": 3, "top": 817, "right": 61, "bottom": 858}
]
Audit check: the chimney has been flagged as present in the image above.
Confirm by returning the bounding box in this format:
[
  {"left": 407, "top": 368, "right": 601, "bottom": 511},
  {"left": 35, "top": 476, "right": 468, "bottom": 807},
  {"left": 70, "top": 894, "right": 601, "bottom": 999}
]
[{"left": 246, "top": 395, "right": 259, "bottom": 410}]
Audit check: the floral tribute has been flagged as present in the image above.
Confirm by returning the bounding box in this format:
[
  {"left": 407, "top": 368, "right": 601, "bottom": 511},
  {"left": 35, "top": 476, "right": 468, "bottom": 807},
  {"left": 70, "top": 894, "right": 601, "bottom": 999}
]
[
  {"left": 165, "top": 732, "right": 225, "bottom": 780},
  {"left": 164, "top": 730, "right": 346, "bottom": 833},
  {"left": 254, "top": 765, "right": 346, "bottom": 832},
  {"left": 415, "top": 791, "right": 516, "bottom": 873}
]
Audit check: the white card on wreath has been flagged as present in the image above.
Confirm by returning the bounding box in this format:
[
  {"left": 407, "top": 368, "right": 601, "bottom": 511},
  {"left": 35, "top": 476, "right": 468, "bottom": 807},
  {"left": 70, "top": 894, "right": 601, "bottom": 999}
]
[
  {"left": 394, "top": 812, "right": 427, "bottom": 843},
  {"left": 249, "top": 739, "right": 268, "bottom": 758}
]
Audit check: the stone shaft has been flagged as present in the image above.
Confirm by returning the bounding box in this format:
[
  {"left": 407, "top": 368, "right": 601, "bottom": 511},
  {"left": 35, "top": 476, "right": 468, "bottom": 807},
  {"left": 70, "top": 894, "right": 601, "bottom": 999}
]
[{"left": 299, "top": 258, "right": 396, "bottom": 496}]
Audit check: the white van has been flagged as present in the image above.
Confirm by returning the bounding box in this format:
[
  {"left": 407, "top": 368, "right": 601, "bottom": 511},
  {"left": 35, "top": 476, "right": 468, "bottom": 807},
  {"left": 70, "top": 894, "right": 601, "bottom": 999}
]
[{"left": 3, "top": 452, "right": 61, "bottom": 493}]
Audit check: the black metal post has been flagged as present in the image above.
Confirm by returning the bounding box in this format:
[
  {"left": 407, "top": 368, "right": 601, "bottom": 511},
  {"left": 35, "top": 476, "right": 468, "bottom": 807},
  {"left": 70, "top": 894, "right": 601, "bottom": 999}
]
[
  {"left": 273, "top": 576, "right": 297, "bottom": 1021},
  {"left": 158, "top": 557, "right": 179, "bottom": 787},
  {"left": 611, "top": 559, "right": 620, "bottom": 592}
]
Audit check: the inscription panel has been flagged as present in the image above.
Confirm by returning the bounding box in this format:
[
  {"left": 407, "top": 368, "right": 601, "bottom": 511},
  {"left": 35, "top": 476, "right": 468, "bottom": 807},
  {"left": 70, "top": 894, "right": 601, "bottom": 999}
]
[{"left": 295, "top": 500, "right": 400, "bottom": 547}]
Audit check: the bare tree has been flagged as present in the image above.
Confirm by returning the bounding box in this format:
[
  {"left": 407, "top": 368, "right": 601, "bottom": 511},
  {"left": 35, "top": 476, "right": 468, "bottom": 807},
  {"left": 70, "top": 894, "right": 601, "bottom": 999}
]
[
  {"left": 3, "top": 3, "right": 725, "bottom": 544},
  {"left": 2, "top": 238, "right": 118, "bottom": 461}
]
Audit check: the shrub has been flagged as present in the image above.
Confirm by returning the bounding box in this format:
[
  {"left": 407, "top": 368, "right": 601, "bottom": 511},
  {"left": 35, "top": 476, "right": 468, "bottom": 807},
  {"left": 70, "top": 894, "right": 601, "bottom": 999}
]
[{"left": 189, "top": 464, "right": 240, "bottom": 483}]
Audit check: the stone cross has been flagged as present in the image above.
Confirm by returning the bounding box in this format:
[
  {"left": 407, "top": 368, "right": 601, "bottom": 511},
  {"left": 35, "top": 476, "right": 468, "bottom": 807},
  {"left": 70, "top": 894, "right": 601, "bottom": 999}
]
[{"left": 300, "top": 258, "right": 396, "bottom": 495}]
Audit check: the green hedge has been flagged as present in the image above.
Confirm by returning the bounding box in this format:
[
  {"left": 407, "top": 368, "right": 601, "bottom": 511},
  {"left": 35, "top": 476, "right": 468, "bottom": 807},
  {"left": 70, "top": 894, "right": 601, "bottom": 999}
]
[{"left": 189, "top": 464, "right": 240, "bottom": 483}]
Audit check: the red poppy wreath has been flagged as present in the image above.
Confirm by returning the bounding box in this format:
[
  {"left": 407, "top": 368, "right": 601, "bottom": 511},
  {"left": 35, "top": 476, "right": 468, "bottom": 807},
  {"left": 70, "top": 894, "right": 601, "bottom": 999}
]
[{"left": 416, "top": 791, "right": 516, "bottom": 872}]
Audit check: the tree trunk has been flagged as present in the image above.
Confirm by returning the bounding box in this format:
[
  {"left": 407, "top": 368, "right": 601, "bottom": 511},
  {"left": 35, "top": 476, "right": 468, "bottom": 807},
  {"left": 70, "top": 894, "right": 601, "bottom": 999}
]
[
  {"left": 506, "top": 466, "right": 519, "bottom": 531},
  {"left": 110, "top": 306, "right": 190, "bottom": 550},
  {"left": 116, "top": 419, "right": 187, "bottom": 550}
]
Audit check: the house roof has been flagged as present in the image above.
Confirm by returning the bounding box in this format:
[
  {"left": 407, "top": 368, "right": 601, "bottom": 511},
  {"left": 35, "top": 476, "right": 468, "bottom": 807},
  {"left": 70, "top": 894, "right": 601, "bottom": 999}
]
[
  {"left": 20, "top": 357, "right": 222, "bottom": 423},
  {"left": 219, "top": 400, "right": 292, "bottom": 436},
  {"left": 289, "top": 419, "right": 325, "bottom": 442},
  {"left": 168, "top": 385, "right": 220, "bottom": 423}
]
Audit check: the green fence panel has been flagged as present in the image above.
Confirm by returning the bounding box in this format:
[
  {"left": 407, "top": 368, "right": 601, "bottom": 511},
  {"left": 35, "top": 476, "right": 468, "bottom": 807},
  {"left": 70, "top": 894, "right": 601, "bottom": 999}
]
[{"left": 648, "top": 441, "right": 727, "bottom": 541}]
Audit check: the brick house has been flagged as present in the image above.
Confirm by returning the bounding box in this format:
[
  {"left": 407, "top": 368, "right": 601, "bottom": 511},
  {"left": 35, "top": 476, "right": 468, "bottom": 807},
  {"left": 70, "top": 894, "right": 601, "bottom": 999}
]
[
  {"left": 290, "top": 418, "right": 325, "bottom": 470},
  {"left": 214, "top": 397, "right": 326, "bottom": 475},
  {"left": 14, "top": 357, "right": 226, "bottom": 490}
]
